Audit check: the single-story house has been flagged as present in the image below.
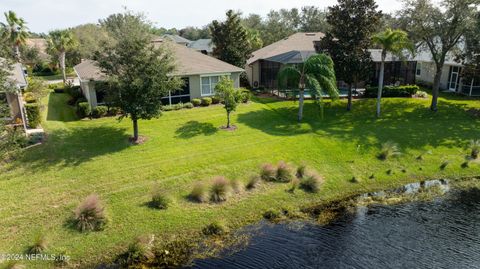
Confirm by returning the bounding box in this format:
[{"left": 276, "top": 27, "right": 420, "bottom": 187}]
[
  {"left": 161, "top": 34, "right": 192, "bottom": 46},
  {"left": 188, "top": 39, "right": 214, "bottom": 55},
  {"left": 246, "top": 32, "right": 418, "bottom": 91},
  {"left": 74, "top": 39, "right": 244, "bottom": 108},
  {"left": 1, "top": 59, "right": 28, "bottom": 131},
  {"left": 414, "top": 49, "right": 480, "bottom": 96}
]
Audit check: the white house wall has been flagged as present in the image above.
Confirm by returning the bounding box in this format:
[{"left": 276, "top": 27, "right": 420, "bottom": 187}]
[{"left": 416, "top": 62, "right": 453, "bottom": 90}]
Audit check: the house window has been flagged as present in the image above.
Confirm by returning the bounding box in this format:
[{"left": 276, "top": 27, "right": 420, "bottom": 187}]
[
  {"left": 201, "top": 76, "right": 220, "bottom": 96},
  {"left": 416, "top": 63, "right": 422, "bottom": 76}
]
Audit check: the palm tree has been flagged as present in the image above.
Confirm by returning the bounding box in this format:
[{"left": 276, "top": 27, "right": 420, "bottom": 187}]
[
  {"left": 47, "top": 30, "right": 76, "bottom": 83},
  {"left": 1, "top": 11, "right": 29, "bottom": 61},
  {"left": 277, "top": 53, "right": 338, "bottom": 122},
  {"left": 372, "top": 28, "right": 413, "bottom": 118}
]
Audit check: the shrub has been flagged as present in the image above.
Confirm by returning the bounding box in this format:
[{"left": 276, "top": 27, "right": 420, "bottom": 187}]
[
  {"left": 239, "top": 88, "right": 251, "bottom": 103},
  {"left": 364, "top": 85, "right": 419, "bottom": 98},
  {"left": 246, "top": 175, "right": 261, "bottom": 190},
  {"left": 76, "top": 102, "right": 91, "bottom": 118},
  {"left": 288, "top": 177, "right": 300, "bottom": 193},
  {"left": 189, "top": 183, "right": 209, "bottom": 203},
  {"left": 162, "top": 105, "right": 175, "bottom": 111},
  {"left": 210, "top": 176, "right": 232, "bottom": 203},
  {"left": 119, "top": 235, "right": 155, "bottom": 266},
  {"left": 260, "top": 163, "right": 276, "bottom": 181},
  {"left": 25, "top": 103, "right": 41, "bottom": 128},
  {"left": 300, "top": 172, "right": 323, "bottom": 193},
  {"left": 23, "top": 92, "right": 36, "bottom": 103},
  {"left": 276, "top": 161, "right": 294, "bottom": 182},
  {"left": 183, "top": 102, "right": 194, "bottom": 109},
  {"left": 202, "top": 220, "right": 229, "bottom": 236},
  {"left": 211, "top": 96, "right": 221, "bottom": 104},
  {"left": 415, "top": 91, "right": 428, "bottom": 98},
  {"left": 73, "top": 194, "right": 107, "bottom": 232},
  {"left": 173, "top": 103, "right": 183, "bottom": 110},
  {"left": 378, "top": 141, "right": 401, "bottom": 160},
  {"left": 91, "top": 106, "right": 108, "bottom": 118},
  {"left": 108, "top": 107, "right": 122, "bottom": 116},
  {"left": 469, "top": 140, "right": 480, "bottom": 159},
  {"left": 263, "top": 209, "right": 281, "bottom": 221},
  {"left": 230, "top": 179, "right": 243, "bottom": 194},
  {"left": 192, "top": 98, "right": 202, "bottom": 107},
  {"left": 27, "top": 233, "right": 47, "bottom": 254},
  {"left": 150, "top": 186, "right": 170, "bottom": 210},
  {"left": 296, "top": 163, "right": 307, "bottom": 178},
  {"left": 201, "top": 97, "right": 212, "bottom": 106}
]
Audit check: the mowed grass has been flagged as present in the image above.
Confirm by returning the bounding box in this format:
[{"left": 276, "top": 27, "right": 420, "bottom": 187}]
[{"left": 1, "top": 92, "right": 480, "bottom": 267}]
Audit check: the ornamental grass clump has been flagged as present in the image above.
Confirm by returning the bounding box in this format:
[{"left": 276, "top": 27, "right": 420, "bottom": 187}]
[
  {"left": 210, "top": 176, "right": 232, "bottom": 203},
  {"left": 275, "top": 161, "right": 294, "bottom": 182},
  {"left": 260, "top": 163, "right": 276, "bottom": 181},
  {"left": 469, "top": 140, "right": 480, "bottom": 159},
  {"left": 378, "top": 141, "right": 401, "bottom": 160},
  {"left": 296, "top": 163, "right": 307, "bottom": 179},
  {"left": 202, "top": 220, "right": 229, "bottom": 236},
  {"left": 27, "top": 233, "right": 48, "bottom": 254},
  {"left": 300, "top": 172, "right": 324, "bottom": 193},
  {"left": 189, "top": 183, "right": 209, "bottom": 203},
  {"left": 119, "top": 235, "right": 155, "bottom": 266},
  {"left": 246, "top": 175, "right": 261, "bottom": 190},
  {"left": 74, "top": 194, "right": 107, "bottom": 232},
  {"left": 150, "top": 185, "right": 171, "bottom": 210},
  {"left": 230, "top": 178, "right": 244, "bottom": 194},
  {"left": 288, "top": 177, "right": 300, "bottom": 193}
]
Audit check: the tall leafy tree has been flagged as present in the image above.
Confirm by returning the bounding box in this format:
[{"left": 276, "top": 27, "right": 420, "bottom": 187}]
[
  {"left": 300, "top": 6, "right": 330, "bottom": 33},
  {"left": 462, "top": 11, "right": 480, "bottom": 83},
  {"left": 95, "top": 12, "right": 183, "bottom": 142},
  {"left": 0, "top": 11, "right": 29, "bottom": 61},
  {"left": 71, "top": 24, "right": 113, "bottom": 59},
  {"left": 400, "top": 0, "right": 478, "bottom": 111},
  {"left": 47, "top": 30, "right": 76, "bottom": 83},
  {"left": 215, "top": 77, "right": 242, "bottom": 128},
  {"left": 210, "top": 10, "right": 252, "bottom": 67},
  {"left": 318, "top": 0, "right": 382, "bottom": 111},
  {"left": 277, "top": 54, "right": 338, "bottom": 122},
  {"left": 372, "top": 28, "right": 412, "bottom": 117}
]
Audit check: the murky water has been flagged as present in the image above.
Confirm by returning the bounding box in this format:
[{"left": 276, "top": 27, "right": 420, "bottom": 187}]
[{"left": 193, "top": 185, "right": 480, "bottom": 269}]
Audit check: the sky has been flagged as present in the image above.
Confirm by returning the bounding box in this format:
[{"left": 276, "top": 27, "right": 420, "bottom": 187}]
[{"left": 0, "top": 0, "right": 405, "bottom": 33}]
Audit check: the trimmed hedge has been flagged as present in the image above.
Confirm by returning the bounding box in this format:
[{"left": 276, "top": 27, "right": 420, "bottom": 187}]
[
  {"left": 364, "top": 85, "right": 419, "bottom": 98},
  {"left": 25, "top": 103, "right": 41, "bottom": 128},
  {"left": 201, "top": 97, "right": 212, "bottom": 106},
  {"left": 92, "top": 106, "right": 108, "bottom": 118},
  {"left": 76, "top": 102, "right": 91, "bottom": 118},
  {"left": 192, "top": 99, "right": 201, "bottom": 107}
]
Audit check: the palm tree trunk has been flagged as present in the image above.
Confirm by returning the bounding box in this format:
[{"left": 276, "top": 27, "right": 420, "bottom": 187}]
[
  {"left": 298, "top": 89, "right": 305, "bottom": 122},
  {"left": 376, "top": 54, "right": 386, "bottom": 118},
  {"left": 14, "top": 45, "right": 20, "bottom": 61},
  {"left": 60, "top": 51, "right": 67, "bottom": 84},
  {"left": 430, "top": 65, "right": 442, "bottom": 112}
]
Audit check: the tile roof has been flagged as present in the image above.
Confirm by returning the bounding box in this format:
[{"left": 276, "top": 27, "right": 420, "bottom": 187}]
[
  {"left": 25, "top": 38, "right": 50, "bottom": 61},
  {"left": 0, "top": 58, "right": 27, "bottom": 87},
  {"left": 247, "top": 32, "right": 325, "bottom": 65},
  {"left": 74, "top": 40, "right": 243, "bottom": 81}
]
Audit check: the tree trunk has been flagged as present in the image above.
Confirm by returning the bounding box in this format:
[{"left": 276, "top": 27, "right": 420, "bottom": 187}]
[
  {"left": 430, "top": 65, "right": 443, "bottom": 112},
  {"left": 298, "top": 89, "right": 305, "bottom": 122},
  {"left": 347, "top": 84, "right": 353, "bottom": 111},
  {"left": 132, "top": 119, "right": 139, "bottom": 142},
  {"left": 14, "top": 45, "right": 20, "bottom": 62},
  {"left": 376, "top": 53, "right": 386, "bottom": 118},
  {"left": 60, "top": 51, "right": 67, "bottom": 84},
  {"left": 227, "top": 111, "right": 231, "bottom": 128}
]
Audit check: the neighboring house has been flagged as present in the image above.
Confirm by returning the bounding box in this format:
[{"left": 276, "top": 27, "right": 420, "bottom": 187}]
[
  {"left": 74, "top": 39, "right": 244, "bottom": 108},
  {"left": 246, "top": 32, "right": 417, "bottom": 90},
  {"left": 246, "top": 32, "right": 325, "bottom": 89},
  {"left": 414, "top": 49, "right": 480, "bottom": 96},
  {"left": 1, "top": 60, "right": 28, "bottom": 131},
  {"left": 188, "top": 39, "right": 214, "bottom": 55},
  {"left": 160, "top": 34, "right": 192, "bottom": 46}
]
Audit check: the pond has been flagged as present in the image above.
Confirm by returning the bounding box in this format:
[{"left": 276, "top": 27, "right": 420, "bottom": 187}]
[{"left": 192, "top": 182, "right": 480, "bottom": 269}]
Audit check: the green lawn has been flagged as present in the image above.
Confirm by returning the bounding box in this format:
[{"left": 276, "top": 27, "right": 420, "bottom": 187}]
[{"left": 1, "top": 92, "right": 480, "bottom": 268}]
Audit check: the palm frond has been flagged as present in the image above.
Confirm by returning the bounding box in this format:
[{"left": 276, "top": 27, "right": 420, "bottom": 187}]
[{"left": 277, "top": 65, "right": 301, "bottom": 89}]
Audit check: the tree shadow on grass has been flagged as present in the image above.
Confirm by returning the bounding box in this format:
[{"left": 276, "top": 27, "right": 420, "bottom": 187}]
[
  {"left": 16, "top": 126, "right": 131, "bottom": 170},
  {"left": 238, "top": 98, "right": 480, "bottom": 151},
  {"left": 175, "top": 121, "right": 218, "bottom": 139}
]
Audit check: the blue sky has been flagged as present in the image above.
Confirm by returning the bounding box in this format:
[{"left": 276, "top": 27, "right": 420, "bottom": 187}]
[{"left": 0, "top": 0, "right": 404, "bottom": 33}]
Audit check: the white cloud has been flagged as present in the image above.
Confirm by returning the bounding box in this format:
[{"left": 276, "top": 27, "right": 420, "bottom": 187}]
[{"left": 0, "top": 0, "right": 404, "bottom": 33}]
